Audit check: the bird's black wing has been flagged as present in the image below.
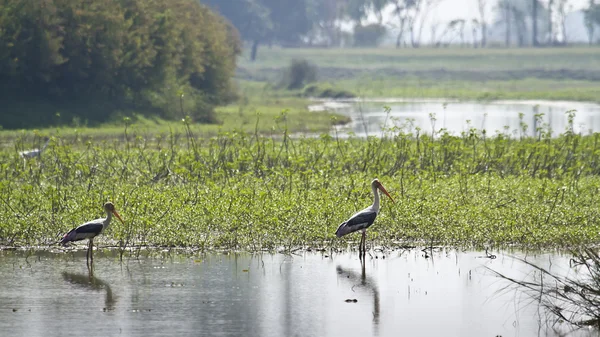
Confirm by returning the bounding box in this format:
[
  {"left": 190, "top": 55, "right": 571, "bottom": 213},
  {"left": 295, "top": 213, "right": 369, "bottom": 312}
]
[
  {"left": 336, "top": 211, "right": 378, "bottom": 237},
  {"left": 75, "top": 223, "right": 104, "bottom": 234},
  {"left": 61, "top": 222, "right": 104, "bottom": 244},
  {"left": 345, "top": 211, "right": 377, "bottom": 229}
]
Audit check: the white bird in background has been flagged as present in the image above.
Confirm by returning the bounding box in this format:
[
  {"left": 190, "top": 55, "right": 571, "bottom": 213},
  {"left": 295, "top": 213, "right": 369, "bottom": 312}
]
[
  {"left": 60, "top": 202, "right": 125, "bottom": 267},
  {"left": 336, "top": 179, "right": 395, "bottom": 258},
  {"left": 19, "top": 137, "right": 50, "bottom": 159}
]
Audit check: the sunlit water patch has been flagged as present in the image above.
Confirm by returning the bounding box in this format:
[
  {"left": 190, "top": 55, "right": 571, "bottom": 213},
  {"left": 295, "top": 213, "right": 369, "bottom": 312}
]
[
  {"left": 310, "top": 99, "right": 600, "bottom": 138},
  {"left": 0, "top": 249, "right": 596, "bottom": 337}
]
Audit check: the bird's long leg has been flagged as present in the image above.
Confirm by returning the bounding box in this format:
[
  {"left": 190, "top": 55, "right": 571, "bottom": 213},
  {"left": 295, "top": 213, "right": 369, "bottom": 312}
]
[
  {"left": 358, "top": 232, "right": 364, "bottom": 260},
  {"left": 362, "top": 230, "right": 367, "bottom": 260},
  {"left": 89, "top": 238, "right": 94, "bottom": 265},
  {"left": 86, "top": 240, "right": 90, "bottom": 268}
]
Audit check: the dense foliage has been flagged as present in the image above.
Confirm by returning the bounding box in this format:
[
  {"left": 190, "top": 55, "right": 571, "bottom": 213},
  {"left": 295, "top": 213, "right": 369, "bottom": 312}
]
[
  {"left": 0, "top": 0, "right": 241, "bottom": 129},
  {"left": 2, "top": 118, "right": 600, "bottom": 250},
  {"left": 202, "top": 0, "right": 314, "bottom": 60}
]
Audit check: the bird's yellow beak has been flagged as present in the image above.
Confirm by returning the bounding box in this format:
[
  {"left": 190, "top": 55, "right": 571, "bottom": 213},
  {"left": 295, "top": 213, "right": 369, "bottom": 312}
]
[
  {"left": 378, "top": 184, "right": 395, "bottom": 203},
  {"left": 113, "top": 210, "right": 125, "bottom": 225}
]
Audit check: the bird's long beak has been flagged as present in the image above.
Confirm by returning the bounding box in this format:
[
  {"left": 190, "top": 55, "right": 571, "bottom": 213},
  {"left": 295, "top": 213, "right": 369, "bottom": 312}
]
[
  {"left": 113, "top": 211, "right": 125, "bottom": 225},
  {"left": 378, "top": 184, "right": 395, "bottom": 203}
]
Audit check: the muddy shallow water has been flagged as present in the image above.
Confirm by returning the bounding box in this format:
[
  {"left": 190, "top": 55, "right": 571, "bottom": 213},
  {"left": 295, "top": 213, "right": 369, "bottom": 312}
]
[
  {"left": 310, "top": 99, "right": 600, "bottom": 138},
  {"left": 0, "top": 249, "right": 595, "bottom": 337}
]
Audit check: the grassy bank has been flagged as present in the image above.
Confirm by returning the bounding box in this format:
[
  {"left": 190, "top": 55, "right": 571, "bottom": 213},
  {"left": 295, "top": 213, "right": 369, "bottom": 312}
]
[
  {"left": 0, "top": 82, "right": 347, "bottom": 146},
  {"left": 240, "top": 47, "right": 600, "bottom": 72},
  {"left": 2, "top": 121, "right": 600, "bottom": 250}
]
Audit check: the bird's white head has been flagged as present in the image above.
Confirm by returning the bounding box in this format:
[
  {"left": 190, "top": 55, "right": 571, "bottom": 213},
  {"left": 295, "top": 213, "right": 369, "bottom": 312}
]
[
  {"left": 371, "top": 179, "right": 395, "bottom": 203},
  {"left": 104, "top": 202, "right": 125, "bottom": 225}
]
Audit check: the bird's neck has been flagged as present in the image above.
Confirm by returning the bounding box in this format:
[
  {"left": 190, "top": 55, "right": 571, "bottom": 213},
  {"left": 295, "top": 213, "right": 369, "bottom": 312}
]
[
  {"left": 104, "top": 210, "right": 113, "bottom": 228},
  {"left": 372, "top": 184, "right": 380, "bottom": 212}
]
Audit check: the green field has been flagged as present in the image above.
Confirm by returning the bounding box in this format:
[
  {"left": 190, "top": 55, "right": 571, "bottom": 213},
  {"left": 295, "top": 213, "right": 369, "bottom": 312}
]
[
  {"left": 241, "top": 47, "right": 600, "bottom": 73},
  {"left": 239, "top": 47, "right": 600, "bottom": 103}
]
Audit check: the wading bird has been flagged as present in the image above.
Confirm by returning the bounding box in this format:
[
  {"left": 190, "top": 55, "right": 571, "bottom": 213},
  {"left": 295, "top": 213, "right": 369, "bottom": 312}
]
[
  {"left": 336, "top": 179, "right": 395, "bottom": 258},
  {"left": 60, "top": 202, "right": 125, "bottom": 266},
  {"left": 19, "top": 137, "right": 50, "bottom": 159}
]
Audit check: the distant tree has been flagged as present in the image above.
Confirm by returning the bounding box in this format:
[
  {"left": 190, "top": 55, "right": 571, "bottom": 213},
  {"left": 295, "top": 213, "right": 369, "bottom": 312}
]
[
  {"left": 408, "top": 0, "right": 442, "bottom": 47},
  {"left": 513, "top": 5, "right": 527, "bottom": 46},
  {"left": 263, "top": 0, "right": 313, "bottom": 46},
  {"left": 306, "top": 0, "right": 349, "bottom": 46},
  {"left": 435, "top": 19, "right": 465, "bottom": 46},
  {"left": 471, "top": 19, "right": 479, "bottom": 47},
  {"left": 477, "top": 0, "right": 488, "bottom": 47},
  {"left": 346, "top": 0, "right": 370, "bottom": 24},
  {"left": 555, "top": 0, "right": 570, "bottom": 44},
  {"left": 371, "top": 0, "right": 390, "bottom": 23},
  {"left": 353, "top": 23, "right": 387, "bottom": 46},
  {"left": 202, "top": 0, "right": 271, "bottom": 61},
  {"left": 584, "top": 1, "right": 600, "bottom": 45},
  {"left": 0, "top": 0, "right": 240, "bottom": 128},
  {"left": 497, "top": 0, "right": 514, "bottom": 47},
  {"left": 532, "top": 0, "right": 539, "bottom": 45},
  {"left": 390, "top": 0, "right": 414, "bottom": 47},
  {"left": 547, "top": 0, "right": 555, "bottom": 44}
]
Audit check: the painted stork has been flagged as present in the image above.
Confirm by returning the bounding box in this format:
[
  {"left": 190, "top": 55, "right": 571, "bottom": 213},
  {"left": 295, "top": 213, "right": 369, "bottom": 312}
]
[
  {"left": 336, "top": 179, "right": 394, "bottom": 257},
  {"left": 19, "top": 137, "right": 50, "bottom": 159},
  {"left": 60, "top": 202, "right": 125, "bottom": 266}
]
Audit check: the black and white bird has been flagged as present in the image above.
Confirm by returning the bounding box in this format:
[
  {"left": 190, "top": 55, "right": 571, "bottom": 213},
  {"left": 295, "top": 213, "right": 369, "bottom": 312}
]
[
  {"left": 336, "top": 179, "right": 395, "bottom": 257},
  {"left": 19, "top": 137, "right": 50, "bottom": 159},
  {"left": 60, "top": 202, "right": 125, "bottom": 266}
]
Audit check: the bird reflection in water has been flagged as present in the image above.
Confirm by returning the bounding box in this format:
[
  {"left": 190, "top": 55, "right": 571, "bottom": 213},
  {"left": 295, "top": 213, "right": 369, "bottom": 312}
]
[
  {"left": 62, "top": 271, "right": 117, "bottom": 311},
  {"left": 336, "top": 261, "right": 380, "bottom": 336}
]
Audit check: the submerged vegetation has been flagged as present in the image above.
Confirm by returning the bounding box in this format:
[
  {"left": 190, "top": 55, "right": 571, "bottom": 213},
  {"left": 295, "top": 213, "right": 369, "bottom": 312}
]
[
  {"left": 2, "top": 113, "right": 600, "bottom": 250},
  {"left": 490, "top": 249, "right": 600, "bottom": 329}
]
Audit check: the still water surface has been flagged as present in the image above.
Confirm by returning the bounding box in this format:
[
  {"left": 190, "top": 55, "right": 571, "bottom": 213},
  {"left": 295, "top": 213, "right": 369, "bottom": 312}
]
[
  {"left": 0, "top": 249, "right": 595, "bottom": 337},
  {"left": 311, "top": 99, "right": 600, "bottom": 138}
]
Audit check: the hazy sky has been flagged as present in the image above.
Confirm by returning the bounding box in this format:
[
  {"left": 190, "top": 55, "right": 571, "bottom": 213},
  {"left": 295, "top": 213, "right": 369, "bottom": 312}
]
[
  {"left": 431, "top": 0, "right": 589, "bottom": 22},
  {"left": 374, "top": 0, "right": 591, "bottom": 43}
]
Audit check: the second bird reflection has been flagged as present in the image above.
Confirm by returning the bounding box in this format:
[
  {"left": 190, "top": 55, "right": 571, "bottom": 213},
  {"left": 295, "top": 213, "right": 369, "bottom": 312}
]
[{"left": 62, "top": 271, "right": 117, "bottom": 311}]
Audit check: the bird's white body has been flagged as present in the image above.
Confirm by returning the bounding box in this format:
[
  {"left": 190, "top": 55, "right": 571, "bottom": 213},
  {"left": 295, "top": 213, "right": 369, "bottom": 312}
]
[{"left": 19, "top": 138, "right": 49, "bottom": 159}]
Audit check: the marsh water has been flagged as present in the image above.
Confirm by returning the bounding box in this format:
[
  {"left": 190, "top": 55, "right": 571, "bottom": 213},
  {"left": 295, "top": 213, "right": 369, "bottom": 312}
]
[
  {"left": 310, "top": 99, "right": 600, "bottom": 138},
  {"left": 0, "top": 249, "right": 596, "bottom": 337}
]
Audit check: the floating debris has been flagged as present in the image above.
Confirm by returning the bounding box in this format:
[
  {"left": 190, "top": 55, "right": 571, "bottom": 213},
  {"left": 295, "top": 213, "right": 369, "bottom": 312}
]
[{"left": 344, "top": 299, "right": 358, "bottom": 303}]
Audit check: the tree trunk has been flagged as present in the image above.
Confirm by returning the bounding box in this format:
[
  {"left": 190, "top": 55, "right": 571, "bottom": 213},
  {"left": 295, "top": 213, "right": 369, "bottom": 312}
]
[
  {"left": 481, "top": 22, "right": 487, "bottom": 47},
  {"left": 559, "top": 1, "right": 568, "bottom": 45},
  {"left": 396, "top": 16, "right": 407, "bottom": 48},
  {"left": 532, "top": 0, "right": 538, "bottom": 46},
  {"left": 505, "top": 2, "right": 511, "bottom": 47},
  {"left": 250, "top": 40, "right": 259, "bottom": 62},
  {"left": 477, "top": 0, "right": 487, "bottom": 47},
  {"left": 548, "top": 0, "right": 554, "bottom": 45},
  {"left": 587, "top": 0, "right": 596, "bottom": 46}
]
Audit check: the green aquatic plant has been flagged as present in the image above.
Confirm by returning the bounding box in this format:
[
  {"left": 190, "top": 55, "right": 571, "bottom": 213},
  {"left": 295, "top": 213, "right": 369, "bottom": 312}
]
[{"left": 1, "top": 116, "right": 600, "bottom": 251}]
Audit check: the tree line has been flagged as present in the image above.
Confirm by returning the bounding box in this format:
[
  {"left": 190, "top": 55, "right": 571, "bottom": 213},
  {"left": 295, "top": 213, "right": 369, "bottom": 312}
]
[
  {"left": 0, "top": 0, "right": 240, "bottom": 129},
  {"left": 204, "top": 0, "right": 600, "bottom": 59}
]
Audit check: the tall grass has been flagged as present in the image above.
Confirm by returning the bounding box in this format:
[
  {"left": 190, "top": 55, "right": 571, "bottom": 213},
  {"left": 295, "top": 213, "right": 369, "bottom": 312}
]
[{"left": 2, "top": 116, "right": 600, "bottom": 251}]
